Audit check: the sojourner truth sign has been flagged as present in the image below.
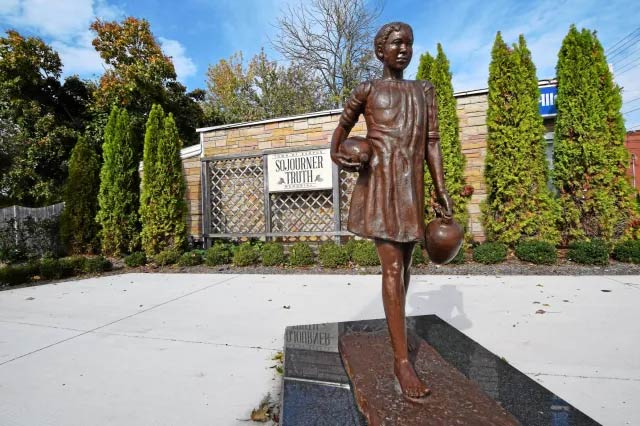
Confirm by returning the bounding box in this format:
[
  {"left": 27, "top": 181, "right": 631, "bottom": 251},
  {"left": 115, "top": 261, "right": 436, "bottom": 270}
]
[{"left": 267, "top": 148, "right": 333, "bottom": 192}]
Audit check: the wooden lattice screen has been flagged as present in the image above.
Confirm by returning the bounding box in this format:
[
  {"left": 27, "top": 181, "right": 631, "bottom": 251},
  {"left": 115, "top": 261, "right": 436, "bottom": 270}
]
[{"left": 202, "top": 151, "right": 356, "bottom": 243}]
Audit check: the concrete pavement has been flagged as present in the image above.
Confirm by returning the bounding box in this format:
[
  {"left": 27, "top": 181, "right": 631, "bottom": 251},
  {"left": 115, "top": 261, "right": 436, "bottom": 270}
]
[{"left": 0, "top": 273, "right": 639, "bottom": 425}]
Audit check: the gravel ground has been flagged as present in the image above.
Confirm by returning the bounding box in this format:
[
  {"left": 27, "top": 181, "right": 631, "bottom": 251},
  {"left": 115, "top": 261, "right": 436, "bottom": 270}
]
[
  {"left": 3, "top": 255, "right": 639, "bottom": 292},
  {"left": 121, "top": 255, "right": 640, "bottom": 276}
]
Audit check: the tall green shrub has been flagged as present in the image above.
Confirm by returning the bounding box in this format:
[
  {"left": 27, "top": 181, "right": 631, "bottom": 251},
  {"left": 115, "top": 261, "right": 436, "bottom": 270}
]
[
  {"left": 482, "top": 33, "right": 559, "bottom": 245},
  {"left": 418, "top": 44, "right": 470, "bottom": 234},
  {"left": 96, "top": 107, "right": 140, "bottom": 256},
  {"left": 140, "top": 104, "right": 164, "bottom": 255},
  {"left": 140, "top": 105, "right": 187, "bottom": 255},
  {"left": 60, "top": 136, "right": 100, "bottom": 254},
  {"left": 553, "top": 26, "right": 639, "bottom": 243},
  {"left": 416, "top": 52, "right": 434, "bottom": 81}
]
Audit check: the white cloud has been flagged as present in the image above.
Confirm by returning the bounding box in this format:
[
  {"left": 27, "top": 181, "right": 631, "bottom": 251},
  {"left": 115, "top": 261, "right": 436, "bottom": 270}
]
[
  {"left": 159, "top": 37, "right": 197, "bottom": 83},
  {"left": 2, "top": 0, "right": 94, "bottom": 39},
  {"left": 51, "top": 31, "right": 104, "bottom": 76},
  {"left": 0, "top": 0, "right": 124, "bottom": 77}
]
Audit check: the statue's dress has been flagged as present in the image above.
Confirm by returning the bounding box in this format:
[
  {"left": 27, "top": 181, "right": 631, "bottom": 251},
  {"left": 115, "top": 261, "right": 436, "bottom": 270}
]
[{"left": 339, "top": 79, "right": 439, "bottom": 243}]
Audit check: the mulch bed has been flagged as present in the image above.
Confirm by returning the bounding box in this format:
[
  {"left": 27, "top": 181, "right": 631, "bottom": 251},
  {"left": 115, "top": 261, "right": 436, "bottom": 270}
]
[{"left": 3, "top": 255, "right": 639, "bottom": 292}]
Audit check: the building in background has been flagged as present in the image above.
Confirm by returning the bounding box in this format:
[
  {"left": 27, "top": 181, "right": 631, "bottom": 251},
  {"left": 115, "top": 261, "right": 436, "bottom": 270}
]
[
  {"left": 177, "top": 81, "right": 559, "bottom": 246},
  {"left": 626, "top": 130, "right": 640, "bottom": 191}
]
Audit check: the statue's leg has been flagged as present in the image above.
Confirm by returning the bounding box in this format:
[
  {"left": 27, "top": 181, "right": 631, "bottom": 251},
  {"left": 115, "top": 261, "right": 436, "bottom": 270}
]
[
  {"left": 402, "top": 242, "right": 420, "bottom": 353},
  {"left": 375, "top": 239, "right": 430, "bottom": 399}
]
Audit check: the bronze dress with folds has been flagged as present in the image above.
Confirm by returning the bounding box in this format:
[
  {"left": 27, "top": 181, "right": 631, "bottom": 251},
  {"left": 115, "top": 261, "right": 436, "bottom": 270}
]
[{"left": 340, "top": 79, "right": 439, "bottom": 243}]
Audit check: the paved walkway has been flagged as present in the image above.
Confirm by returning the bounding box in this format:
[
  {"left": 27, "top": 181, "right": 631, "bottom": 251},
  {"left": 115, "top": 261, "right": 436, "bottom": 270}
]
[{"left": 0, "top": 273, "right": 638, "bottom": 425}]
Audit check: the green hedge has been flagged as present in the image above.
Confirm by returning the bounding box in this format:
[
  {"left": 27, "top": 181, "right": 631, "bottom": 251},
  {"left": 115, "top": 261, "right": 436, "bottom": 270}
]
[
  {"left": 261, "top": 243, "right": 286, "bottom": 266},
  {"left": 319, "top": 242, "right": 349, "bottom": 268},
  {"left": 473, "top": 242, "right": 507, "bottom": 264},
  {"left": 515, "top": 240, "right": 557, "bottom": 265},
  {"left": 568, "top": 240, "right": 609, "bottom": 265},
  {"left": 351, "top": 240, "right": 380, "bottom": 266},
  {"left": 177, "top": 251, "right": 203, "bottom": 267},
  {"left": 205, "top": 243, "right": 232, "bottom": 266},
  {"left": 0, "top": 263, "right": 39, "bottom": 286},
  {"left": 1, "top": 256, "right": 111, "bottom": 286},
  {"left": 233, "top": 243, "right": 259, "bottom": 266},
  {"left": 125, "top": 251, "right": 147, "bottom": 267},
  {"left": 153, "top": 249, "right": 181, "bottom": 266},
  {"left": 83, "top": 256, "right": 112, "bottom": 273},
  {"left": 612, "top": 240, "right": 640, "bottom": 263},
  {"left": 289, "top": 242, "right": 314, "bottom": 266}
]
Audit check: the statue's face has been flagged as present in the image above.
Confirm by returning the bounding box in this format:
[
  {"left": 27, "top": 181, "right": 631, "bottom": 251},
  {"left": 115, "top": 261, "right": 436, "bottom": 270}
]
[{"left": 380, "top": 27, "right": 413, "bottom": 71}]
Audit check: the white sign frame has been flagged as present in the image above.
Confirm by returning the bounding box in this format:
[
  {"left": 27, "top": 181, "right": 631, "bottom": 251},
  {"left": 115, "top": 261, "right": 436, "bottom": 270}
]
[{"left": 267, "top": 148, "right": 333, "bottom": 193}]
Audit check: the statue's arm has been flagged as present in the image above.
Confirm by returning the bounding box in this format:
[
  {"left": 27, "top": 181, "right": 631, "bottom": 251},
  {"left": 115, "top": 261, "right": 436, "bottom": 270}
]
[
  {"left": 425, "top": 83, "right": 453, "bottom": 218},
  {"left": 331, "top": 82, "right": 369, "bottom": 170}
]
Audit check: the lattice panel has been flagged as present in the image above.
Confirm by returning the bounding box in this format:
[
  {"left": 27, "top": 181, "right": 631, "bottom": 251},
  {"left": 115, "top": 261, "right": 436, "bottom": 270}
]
[
  {"left": 270, "top": 190, "right": 334, "bottom": 233},
  {"left": 209, "top": 156, "right": 264, "bottom": 234},
  {"left": 339, "top": 170, "right": 358, "bottom": 230}
]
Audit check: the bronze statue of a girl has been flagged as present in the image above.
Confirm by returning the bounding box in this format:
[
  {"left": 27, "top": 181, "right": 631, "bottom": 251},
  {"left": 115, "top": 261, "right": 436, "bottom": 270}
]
[{"left": 331, "top": 22, "right": 453, "bottom": 401}]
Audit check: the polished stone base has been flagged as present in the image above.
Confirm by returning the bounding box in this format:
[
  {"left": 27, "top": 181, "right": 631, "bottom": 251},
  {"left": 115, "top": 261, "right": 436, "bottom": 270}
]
[{"left": 280, "top": 315, "right": 600, "bottom": 426}]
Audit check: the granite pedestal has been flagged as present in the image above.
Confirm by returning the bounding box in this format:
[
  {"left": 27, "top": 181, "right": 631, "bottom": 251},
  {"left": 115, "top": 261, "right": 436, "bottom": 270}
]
[{"left": 281, "top": 315, "right": 600, "bottom": 426}]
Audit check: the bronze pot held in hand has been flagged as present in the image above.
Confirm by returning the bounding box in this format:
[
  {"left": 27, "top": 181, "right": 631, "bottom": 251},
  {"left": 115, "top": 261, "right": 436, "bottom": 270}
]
[{"left": 425, "top": 218, "right": 464, "bottom": 264}]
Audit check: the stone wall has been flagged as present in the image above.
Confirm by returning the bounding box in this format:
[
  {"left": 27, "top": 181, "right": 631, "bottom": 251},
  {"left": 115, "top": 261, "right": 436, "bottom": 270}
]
[
  {"left": 201, "top": 111, "right": 366, "bottom": 157},
  {"left": 182, "top": 155, "right": 201, "bottom": 238},
  {"left": 456, "top": 93, "right": 489, "bottom": 241},
  {"left": 188, "top": 90, "right": 506, "bottom": 242}
]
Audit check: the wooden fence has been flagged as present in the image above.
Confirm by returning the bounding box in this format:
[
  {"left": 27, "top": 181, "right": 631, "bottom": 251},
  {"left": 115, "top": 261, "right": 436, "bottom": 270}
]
[{"left": 0, "top": 203, "right": 65, "bottom": 225}]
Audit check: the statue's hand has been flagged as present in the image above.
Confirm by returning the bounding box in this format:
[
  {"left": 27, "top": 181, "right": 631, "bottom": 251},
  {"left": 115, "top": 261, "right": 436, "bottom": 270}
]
[
  {"left": 435, "top": 192, "right": 454, "bottom": 221},
  {"left": 331, "top": 152, "right": 363, "bottom": 172}
]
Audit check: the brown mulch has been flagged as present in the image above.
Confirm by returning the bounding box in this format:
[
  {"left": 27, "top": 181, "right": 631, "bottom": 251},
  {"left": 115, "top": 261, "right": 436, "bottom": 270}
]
[{"left": 3, "top": 255, "right": 639, "bottom": 292}]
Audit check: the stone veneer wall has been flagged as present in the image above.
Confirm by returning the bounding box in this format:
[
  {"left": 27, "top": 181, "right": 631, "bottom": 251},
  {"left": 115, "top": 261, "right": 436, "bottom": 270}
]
[
  {"left": 189, "top": 92, "right": 494, "bottom": 242},
  {"left": 182, "top": 155, "right": 202, "bottom": 238},
  {"left": 456, "top": 93, "right": 489, "bottom": 241}
]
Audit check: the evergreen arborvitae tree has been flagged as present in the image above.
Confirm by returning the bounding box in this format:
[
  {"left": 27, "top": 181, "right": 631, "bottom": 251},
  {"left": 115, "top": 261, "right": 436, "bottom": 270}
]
[
  {"left": 60, "top": 136, "right": 100, "bottom": 254},
  {"left": 96, "top": 107, "right": 140, "bottom": 256},
  {"left": 418, "top": 44, "right": 470, "bottom": 233},
  {"left": 140, "top": 106, "right": 187, "bottom": 255},
  {"left": 416, "top": 52, "right": 434, "bottom": 81},
  {"left": 140, "top": 104, "right": 164, "bottom": 255},
  {"left": 482, "top": 33, "right": 559, "bottom": 245},
  {"left": 157, "top": 113, "right": 187, "bottom": 251},
  {"left": 553, "top": 26, "right": 639, "bottom": 243}
]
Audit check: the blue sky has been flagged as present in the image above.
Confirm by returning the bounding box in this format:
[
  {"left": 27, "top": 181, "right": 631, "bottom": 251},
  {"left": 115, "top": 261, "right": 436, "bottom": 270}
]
[{"left": 2, "top": 0, "right": 640, "bottom": 128}]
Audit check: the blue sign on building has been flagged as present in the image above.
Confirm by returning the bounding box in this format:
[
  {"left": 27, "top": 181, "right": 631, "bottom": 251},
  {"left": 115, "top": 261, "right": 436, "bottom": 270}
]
[{"left": 539, "top": 85, "right": 557, "bottom": 117}]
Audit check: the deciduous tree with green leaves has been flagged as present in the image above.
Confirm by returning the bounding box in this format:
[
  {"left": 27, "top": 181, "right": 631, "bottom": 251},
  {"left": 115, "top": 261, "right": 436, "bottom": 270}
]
[
  {"left": 60, "top": 136, "right": 100, "bottom": 254},
  {"left": 482, "top": 33, "right": 559, "bottom": 245},
  {"left": 90, "top": 17, "right": 203, "bottom": 146},
  {"left": 0, "top": 30, "right": 91, "bottom": 206},
  {"left": 96, "top": 107, "right": 140, "bottom": 256},
  {"left": 205, "top": 50, "right": 325, "bottom": 124},
  {"left": 553, "top": 26, "right": 639, "bottom": 243},
  {"left": 139, "top": 105, "right": 187, "bottom": 255}
]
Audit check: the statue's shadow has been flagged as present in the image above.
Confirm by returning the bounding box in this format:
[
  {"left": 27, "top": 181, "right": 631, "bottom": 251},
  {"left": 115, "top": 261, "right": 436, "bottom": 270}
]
[{"left": 407, "top": 284, "right": 473, "bottom": 331}]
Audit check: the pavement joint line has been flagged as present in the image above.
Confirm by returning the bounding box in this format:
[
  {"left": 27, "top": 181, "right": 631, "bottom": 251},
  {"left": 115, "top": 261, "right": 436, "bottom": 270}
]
[
  {"left": 527, "top": 372, "right": 640, "bottom": 382},
  {"left": 604, "top": 276, "right": 640, "bottom": 289},
  {"left": 89, "top": 330, "right": 280, "bottom": 352},
  {"left": 0, "top": 274, "right": 241, "bottom": 368},
  {"left": 0, "top": 319, "right": 85, "bottom": 333}
]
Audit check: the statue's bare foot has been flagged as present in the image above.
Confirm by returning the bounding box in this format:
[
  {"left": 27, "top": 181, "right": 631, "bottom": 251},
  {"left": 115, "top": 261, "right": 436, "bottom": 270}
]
[
  {"left": 394, "top": 359, "right": 430, "bottom": 401},
  {"left": 407, "top": 329, "right": 421, "bottom": 352}
]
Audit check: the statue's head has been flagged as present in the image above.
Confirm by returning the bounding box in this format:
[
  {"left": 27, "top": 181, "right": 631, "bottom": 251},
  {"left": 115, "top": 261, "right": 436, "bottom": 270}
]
[{"left": 374, "top": 22, "right": 414, "bottom": 70}]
